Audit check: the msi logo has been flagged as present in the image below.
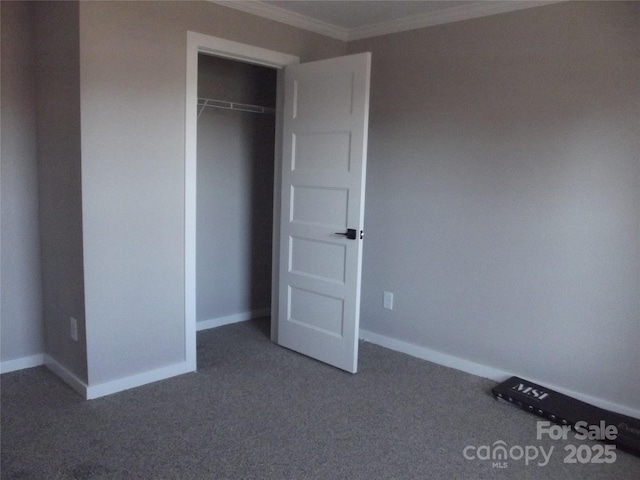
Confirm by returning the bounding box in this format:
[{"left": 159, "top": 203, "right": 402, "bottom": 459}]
[{"left": 511, "top": 383, "right": 550, "bottom": 401}]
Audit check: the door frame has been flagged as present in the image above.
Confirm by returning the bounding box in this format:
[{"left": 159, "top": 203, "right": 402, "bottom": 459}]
[{"left": 184, "top": 32, "right": 299, "bottom": 370}]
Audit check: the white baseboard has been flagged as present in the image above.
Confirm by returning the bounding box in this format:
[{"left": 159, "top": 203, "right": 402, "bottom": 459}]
[
  {"left": 196, "top": 307, "right": 271, "bottom": 331},
  {"left": 359, "top": 328, "right": 509, "bottom": 381},
  {"left": 44, "top": 354, "right": 88, "bottom": 398},
  {"left": 85, "top": 361, "right": 194, "bottom": 400},
  {"left": 0, "top": 354, "right": 45, "bottom": 374},
  {"left": 45, "top": 354, "right": 194, "bottom": 400},
  {"left": 359, "top": 328, "right": 640, "bottom": 420}
]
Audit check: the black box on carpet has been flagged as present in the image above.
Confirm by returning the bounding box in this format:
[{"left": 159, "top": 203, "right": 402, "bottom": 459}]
[{"left": 491, "top": 376, "right": 640, "bottom": 457}]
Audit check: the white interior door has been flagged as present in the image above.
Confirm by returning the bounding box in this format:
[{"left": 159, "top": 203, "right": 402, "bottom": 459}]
[{"left": 278, "top": 53, "right": 371, "bottom": 373}]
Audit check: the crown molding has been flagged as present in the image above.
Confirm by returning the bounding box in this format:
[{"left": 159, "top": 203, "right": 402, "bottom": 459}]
[
  {"left": 210, "top": 1, "right": 562, "bottom": 42},
  {"left": 211, "top": 1, "right": 349, "bottom": 41},
  {"left": 348, "top": 1, "right": 561, "bottom": 41}
]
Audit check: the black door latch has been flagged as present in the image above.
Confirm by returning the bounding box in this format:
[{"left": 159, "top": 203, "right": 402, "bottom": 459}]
[{"left": 335, "top": 228, "right": 359, "bottom": 240}]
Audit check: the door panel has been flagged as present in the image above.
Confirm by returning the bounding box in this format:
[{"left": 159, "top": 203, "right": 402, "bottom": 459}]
[
  {"left": 278, "top": 53, "right": 371, "bottom": 373},
  {"left": 290, "top": 185, "right": 349, "bottom": 227},
  {"left": 290, "top": 237, "right": 347, "bottom": 283},
  {"left": 294, "top": 132, "right": 352, "bottom": 171}
]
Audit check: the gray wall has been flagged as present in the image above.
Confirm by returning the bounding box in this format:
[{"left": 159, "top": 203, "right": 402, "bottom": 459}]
[
  {"left": 349, "top": 1, "right": 640, "bottom": 410},
  {"left": 33, "top": 1, "right": 87, "bottom": 381},
  {"left": 3, "top": 0, "right": 637, "bottom": 413},
  {"left": 0, "top": 1, "right": 44, "bottom": 365},
  {"left": 197, "top": 55, "right": 276, "bottom": 322},
  {"left": 77, "top": 1, "right": 345, "bottom": 384}
]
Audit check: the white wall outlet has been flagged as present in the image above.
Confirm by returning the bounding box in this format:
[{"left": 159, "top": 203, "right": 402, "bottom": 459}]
[
  {"left": 70, "top": 317, "right": 78, "bottom": 341},
  {"left": 383, "top": 291, "right": 394, "bottom": 310}
]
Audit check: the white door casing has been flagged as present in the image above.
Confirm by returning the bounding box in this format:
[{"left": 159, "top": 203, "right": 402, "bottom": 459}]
[
  {"left": 186, "top": 32, "right": 300, "bottom": 370},
  {"left": 278, "top": 53, "right": 371, "bottom": 373},
  {"left": 186, "top": 33, "right": 370, "bottom": 374}
]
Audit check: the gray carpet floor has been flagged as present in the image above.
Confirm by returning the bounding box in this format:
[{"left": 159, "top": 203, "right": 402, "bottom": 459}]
[{"left": 2, "top": 318, "right": 639, "bottom": 479}]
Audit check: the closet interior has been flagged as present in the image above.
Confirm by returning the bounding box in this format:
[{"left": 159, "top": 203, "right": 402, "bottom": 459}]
[{"left": 196, "top": 54, "right": 277, "bottom": 331}]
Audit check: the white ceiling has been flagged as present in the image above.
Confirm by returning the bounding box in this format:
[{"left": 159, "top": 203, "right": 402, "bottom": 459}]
[{"left": 213, "top": 1, "right": 558, "bottom": 41}]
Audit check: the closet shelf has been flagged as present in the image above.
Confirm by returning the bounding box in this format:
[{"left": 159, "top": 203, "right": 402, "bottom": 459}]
[{"left": 197, "top": 97, "right": 276, "bottom": 118}]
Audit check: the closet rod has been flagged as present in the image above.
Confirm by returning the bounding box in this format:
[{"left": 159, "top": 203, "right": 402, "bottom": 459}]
[{"left": 197, "top": 97, "right": 276, "bottom": 118}]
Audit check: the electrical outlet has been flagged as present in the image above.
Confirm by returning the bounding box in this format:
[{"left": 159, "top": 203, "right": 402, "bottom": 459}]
[
  {"left": 383, "top": 291, "right": 394, "bottom": 310},
  {"left": 70, "top": 317, "right": 78, "bottom": 341}
]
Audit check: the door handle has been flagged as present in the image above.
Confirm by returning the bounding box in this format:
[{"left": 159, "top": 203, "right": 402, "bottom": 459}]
[{"left": 335, "top": 228, "right": 359, "bottom": 240}]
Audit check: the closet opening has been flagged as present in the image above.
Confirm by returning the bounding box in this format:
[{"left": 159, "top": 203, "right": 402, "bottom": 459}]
[{"left": 195, "top": 53, "right": 277, "bottom": 337}]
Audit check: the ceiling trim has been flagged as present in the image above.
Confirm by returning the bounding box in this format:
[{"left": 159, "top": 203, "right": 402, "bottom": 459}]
[
  {"left": 348, "top": 1, "right": 561, "bottom": 41},
  {"left": 211, "top": 1, "right": 349, "bottom": 41},
  {"left": 211, "top": 1, "right": 562, "bottom": 42}
]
